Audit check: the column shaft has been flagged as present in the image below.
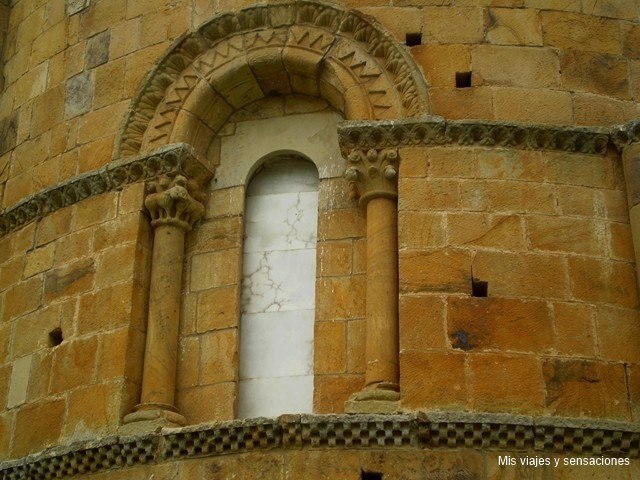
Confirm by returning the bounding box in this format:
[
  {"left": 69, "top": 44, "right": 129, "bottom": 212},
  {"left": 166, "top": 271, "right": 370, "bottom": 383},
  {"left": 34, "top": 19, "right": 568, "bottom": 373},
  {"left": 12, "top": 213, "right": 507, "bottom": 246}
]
[
  {"left": 139, "top": 224, "right": 186, "bottom": 409},
  {"left": 365, "top": 197, "right": 399, "bottom": 388}
]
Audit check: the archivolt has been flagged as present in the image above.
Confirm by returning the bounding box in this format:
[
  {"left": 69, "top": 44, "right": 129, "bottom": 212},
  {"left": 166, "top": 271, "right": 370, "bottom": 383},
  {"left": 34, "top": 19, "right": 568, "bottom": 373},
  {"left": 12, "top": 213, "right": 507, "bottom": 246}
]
[{"left": 116, "top": 0, "right": 429, "bottom": 158}]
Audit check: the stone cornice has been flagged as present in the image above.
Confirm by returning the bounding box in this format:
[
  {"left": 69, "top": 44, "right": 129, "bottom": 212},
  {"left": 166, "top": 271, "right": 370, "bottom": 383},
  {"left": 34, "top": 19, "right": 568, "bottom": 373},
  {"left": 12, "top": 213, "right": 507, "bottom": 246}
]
[
  {"left": 0, "top": 413, "right": 638, "bottom": 479},
  {"left": 337, "top": 118, "right": 632, "bottom": 155},
  {"left": 0, "top": 144, "right": 213, "bottom": 239}
]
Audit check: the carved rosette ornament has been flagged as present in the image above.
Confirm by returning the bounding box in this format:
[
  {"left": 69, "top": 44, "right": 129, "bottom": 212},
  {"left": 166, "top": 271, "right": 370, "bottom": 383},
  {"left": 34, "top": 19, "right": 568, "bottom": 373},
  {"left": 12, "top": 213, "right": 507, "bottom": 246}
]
[
  {"left": 345, "top": 149, "right": 399, "bottom": 204},
  {"left": 144, "top": 175, "right": 206, "bottom": 231}
]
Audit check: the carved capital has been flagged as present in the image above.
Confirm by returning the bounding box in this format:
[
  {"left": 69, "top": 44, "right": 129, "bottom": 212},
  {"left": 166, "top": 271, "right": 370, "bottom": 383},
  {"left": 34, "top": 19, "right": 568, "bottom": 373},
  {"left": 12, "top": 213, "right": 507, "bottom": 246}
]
[
  {"left": 144, "top": 174, "right": 206, "bottom": 231},
  {"left": 345, "top": 149, "right": 399, "bottom": 205},
  {"left": 612, "top": 120, "right": 640, "bottom": 152}
]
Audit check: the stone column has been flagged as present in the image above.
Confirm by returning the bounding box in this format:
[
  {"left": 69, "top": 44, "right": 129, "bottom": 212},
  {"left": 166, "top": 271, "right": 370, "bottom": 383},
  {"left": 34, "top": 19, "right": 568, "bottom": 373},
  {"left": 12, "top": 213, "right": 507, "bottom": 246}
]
[
  {"left": 123, "top": 174, "right": 206, "bottom": 430},
  {"left": 614, "top": 121, "right": 640, "bottom": 293},
  {"left": 344, "top": 148, "right": 400, "bottom": 414}
]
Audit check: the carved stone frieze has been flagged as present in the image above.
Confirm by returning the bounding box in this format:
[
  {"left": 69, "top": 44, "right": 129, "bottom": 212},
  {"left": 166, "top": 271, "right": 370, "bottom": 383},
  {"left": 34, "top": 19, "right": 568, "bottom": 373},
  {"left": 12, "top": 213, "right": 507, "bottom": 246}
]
[
  {"left": 345, "top": 148, "right": 398, "bottom": 204},
  {"left": 0, "top": 144, "right": 213, "bottom": 239},
  {"left": 338, "top": 117, "right": 616, "bottom": 155},
  {"left": 144, "top": 175, "right": 206, "bottom": 231},
  {"left": 612, "top": 120, "right": 640, "bottom": 151},
  {"left": 2, "top": 413, "right": 638, "bottom": 479},
  {"left": 116, "top": 0, "right": 429, "bottom": 157}
]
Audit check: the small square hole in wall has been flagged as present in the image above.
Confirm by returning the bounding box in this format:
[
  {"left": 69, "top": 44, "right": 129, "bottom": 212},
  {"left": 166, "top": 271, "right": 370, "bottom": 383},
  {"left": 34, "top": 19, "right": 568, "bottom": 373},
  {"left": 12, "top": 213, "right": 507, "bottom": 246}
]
[
  {"left": 456, "top": 71, "right": 472, "bottom": 88},
  {"left": 48, "top": 328, "right": 64, "bottom": 347},
  {"left": 405, "top": 32, "right": 422, "bottom": 46},
  {"left": 472, "top": 278, "right": 488, "bottom": 297},
  {"left": 361, "top": 471, "right": 383, "bottom": 480}
]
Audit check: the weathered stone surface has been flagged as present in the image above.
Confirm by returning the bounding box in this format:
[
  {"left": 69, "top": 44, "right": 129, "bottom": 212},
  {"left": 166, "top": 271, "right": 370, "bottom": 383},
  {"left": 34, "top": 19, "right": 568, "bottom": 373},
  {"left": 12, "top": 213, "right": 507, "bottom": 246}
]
[
  {"left": 67, "top": 0, "right": 91, "bottom": 16},
  {"left": 543, "top": 359, "right": 630, "bottom": 421},
  {"left": 65, "top": 71, "right": 93, "bottom": 118},
  {"left": 86, "top": 30, "right": 110, "bottom": 69},
  {"left": 560, "top": 50, "right": 630, "bottom": 100},
  {"left": 44, "top": 258, "right": 95, "bottom": 302},
  {"left": 11, "top": 399, "right": 65, "bottom": 457},
  {"left": 541, "top": 11, "right": 620, "bottom": 54},
  {"left": 473, "top": 45, "right": 559, "bottom": 88}
]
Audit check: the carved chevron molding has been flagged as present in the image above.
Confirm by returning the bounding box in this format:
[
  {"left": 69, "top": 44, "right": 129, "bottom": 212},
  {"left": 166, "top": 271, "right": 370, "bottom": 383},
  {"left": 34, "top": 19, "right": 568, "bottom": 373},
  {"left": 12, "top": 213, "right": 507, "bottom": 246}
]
[
  {"left": 337, "top": 117, "right": 633, "bottom": 155},
  {"left": 0, "top": 144, "right": 213, "bottom": 239},
  {"left": 1, "top": 413, "right": 638, "bottom": 479}
]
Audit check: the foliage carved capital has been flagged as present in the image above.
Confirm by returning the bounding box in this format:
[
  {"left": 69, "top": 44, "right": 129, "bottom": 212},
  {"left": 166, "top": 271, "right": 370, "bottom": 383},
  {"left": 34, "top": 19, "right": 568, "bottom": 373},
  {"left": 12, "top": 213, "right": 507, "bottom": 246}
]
[
  {"left": 144, "top": 175, "right": 206, "bottom": 231},
  {"left": 612, "top": 120, "right": 640, "bottom": 152},
  {"left": 345, "top": 149, "right": 399, "bottom": 205}
]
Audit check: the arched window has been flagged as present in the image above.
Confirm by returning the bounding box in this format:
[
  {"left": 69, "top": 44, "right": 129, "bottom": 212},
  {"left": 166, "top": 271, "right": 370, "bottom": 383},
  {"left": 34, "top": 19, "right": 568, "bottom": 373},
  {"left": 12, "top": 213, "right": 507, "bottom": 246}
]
[{"left": 237, "top": 155, "right": 319, "bottom": 418}]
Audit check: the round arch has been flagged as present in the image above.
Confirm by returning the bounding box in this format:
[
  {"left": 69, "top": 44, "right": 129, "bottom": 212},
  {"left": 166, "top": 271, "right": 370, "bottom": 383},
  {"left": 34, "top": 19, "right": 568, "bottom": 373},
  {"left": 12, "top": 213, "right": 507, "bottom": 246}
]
[{"left": 115, "top": 0, "right": 430, "bottom": 158}]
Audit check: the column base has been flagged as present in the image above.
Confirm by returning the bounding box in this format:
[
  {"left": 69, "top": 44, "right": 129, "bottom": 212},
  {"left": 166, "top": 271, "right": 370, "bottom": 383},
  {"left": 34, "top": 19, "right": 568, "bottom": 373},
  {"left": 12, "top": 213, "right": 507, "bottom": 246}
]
[
  {"left": 344, "top": 382, "right": 400, "bottom": 414},
  {"left": 120, "top": 404, "right": 186, "bottom": 434}
]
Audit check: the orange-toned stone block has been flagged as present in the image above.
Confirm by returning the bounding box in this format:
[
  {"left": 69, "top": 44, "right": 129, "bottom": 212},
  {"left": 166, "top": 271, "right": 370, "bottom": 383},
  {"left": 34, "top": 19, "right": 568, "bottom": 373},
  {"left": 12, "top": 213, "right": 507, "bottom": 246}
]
[
  {"left": 316, "top": 275, "right": 366, "bottom": 321},
  {"left": 197, "top": 285, "right": 239, "bottom": 333},
  {"left": 553, "top": 302, "right": 595, "bottom": 356},
  {"left": 313, "top": 374, "right": 364, "bottom": 414},
  {"left": 473, "top": 251, "right": 569, "bottom": 300},
  {"left": 12, "top": 398, "right": 65, "bottom": 457},
  {"left": 200, "top": 329, "right": 237, "bottom": 385},
  {"left": 206, "top": 186, "right": 244, "bottom": 219},
  {"left": 317, "top": 208, "right": 366, "bottom": 241},
  {"left": 30, "top": 85, "right": 64, "bottom": 137},
  {"left": 50, "top": 336, "right": 98, "bottom": 393},
  {"left": 568, "top": 257, "right": 638, "bottom": 308},
  {"left": 493, "top": 87, "right": 573, "bottom": 124},
  {"left": 596, "top": 306, "right": 640, "bottom": 363},
  {"left": 448, "top": 297, "right": 554, "bottom": 353},
  {"left": 315, "top": 321, "right": 347, "bottom": 374},
  {"left": 23, "top": 243, "right": 55, "bottom": 278},
  {"left": 75, "top": 192, "right": 118, "bottom": 230},
  {"left": 609, "top": 222, "right": 635, "bottom": 262},
  {"left": 398, "top": 147, "right": 428, "bottom": 178},
  {"left": 204, "top": 453, "right": 284, "bottom": 480},
  {"left": 476, "top": 149, "right": 544, "bottom": 181},
  {"left": 80, "top": 0, "right": 126, "bottom": 38},
  {"left": 574, "top": 93, "right": 640, "bottom": 126},
  {"left": 425, "top": 147, "right": 475, "bottom": 178},
  {"left": 186, "top": 216, "right": 243, "bottom": 254},
  {"left": 77, "top": 101, "right": 128, "bottom": 145},
  {"left": 471, "top": 354, "right": 544, "bottom": 413},
  {"left": 541, "top": 11, "right": 620, "bottom": 54},
  {"left": 98, "top": 327, "right": 139, "bottom": 380},
  {"left": 542, "top": 358, "right": 630, "bottom": 420},
  {"left": 177, "top": 383, "right": 235, "bottom": 423},
  {"left": 0, "top": 257, "right": 24, "bottom": 291},
  {"left": 473, "top": 45, "right": 559, "bottom": 88},
  {"left": 485, "top": 8, "right": 542, "bottom": 46},
  {"left": 358, "top": 7, "right": 423, "bottom": 43},
  {"left": 78, "top": 135, "right": 115, "bottom": 173},
  {"left": 401, "top": 351, "right": 467, "bottom": 409},
  {"left": 65, "top": 381, "right": 121, "bottom": 437},
  {"left": 118, "top": 182, "right": 146, "bottom": 215},
  {"left": 482, "top": 180, "right": 556, "bottom": 214},
  {"left": 44, "top": 258, "right": 95, "bottom": 302},
  {"left": 93, "top": 213, "right": 143, "bottom": 252},
  {"left": 189, "top": 248, "right": 240, "bottom": 291},
  {"left": 78, "top": 282, "right": 134, "bottom": 334},
  {"left": 427, "top": 86, "right": 495, "bottom": 121},
  {"left": 123, "top": 43, "right": 169, "bottom": 97},
  {"left": 55, "top": 229, "right": 92, "bottom": 265},
  {"left": 317, "top": 240, "right": 352, "bottom": 277},
  {"left": 399, "top": 294, "right": 446, "bottom": 351},
  {"left": 3, "top": 276, "right": 43, "bottom": 321},
  {"left": 582, "top": 0, "right": 636, "bottom": 21},
  {"left": 11, "top": 304, "right": 60, "bottom": 358},
  {"left": 398, "top": 178, "right": 461, "bottom": 211},
  {"left": 412, "top": 44, "right": 471, "bottom": 88},
  {"left": 399, "top": 211, "right": 445, "bottom": 250},
  {"left": 30, "top": 20, "right": 67, "bottom": 68},
  {"left": 95, "top": 241, "right": 142, "bottom": 288},
  {"left": 560, "top": 50, "right": 630, "bottom": 100},
  {"left": 547, "top": 153, "right": 615, "bottom": 189},
  {"left": 285, "top": 450, "right": 360, "bottom": 480},
  {"left": 177, "top": 335, "right": 199, "bottom": 390},
  {"left": 423, "top": 7, "right": 485, "bottom": 44},
  {"left": 447, "top": 213, "right": 526, "bottom": 250},
  {"left": 527, "top": 215, "right": 603, "bottom": 255},
  {"left": 399, "top": 249, "right": 471, "bottom": 294},
  {"left": 346, "top": 318, "right": 365, "bottom": 374}
]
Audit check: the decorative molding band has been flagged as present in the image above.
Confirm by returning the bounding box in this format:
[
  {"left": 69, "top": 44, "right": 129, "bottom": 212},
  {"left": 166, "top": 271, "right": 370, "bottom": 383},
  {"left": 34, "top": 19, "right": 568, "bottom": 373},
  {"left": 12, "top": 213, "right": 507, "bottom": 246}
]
[
  {"left": 1, "top": 413, "right": 638, "bottom": 479},
  {"left": 0, "top": 144, "right": 213, "bottom": 239},
  {"left": 337, "top": 117, "right": 631, "bottom": 155}
]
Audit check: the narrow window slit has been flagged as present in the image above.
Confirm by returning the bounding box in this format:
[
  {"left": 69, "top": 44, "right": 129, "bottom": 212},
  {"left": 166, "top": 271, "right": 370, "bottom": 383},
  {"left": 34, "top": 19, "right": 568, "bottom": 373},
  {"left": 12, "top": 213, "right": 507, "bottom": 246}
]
[
  {"left": 361, "top": 471, "right": 383, "bottom": 480},
  {"left": 472, "top": 278, "right": 488, "bottom": 297},
  {"left": 48, "top": 328, "right": 64, "bottom": 347},
  {"left": 405, "top": 32, "right": 422, "bottom": 46},
  {"left": 456, "top": 71, "right": 472, "bottom": 88}
]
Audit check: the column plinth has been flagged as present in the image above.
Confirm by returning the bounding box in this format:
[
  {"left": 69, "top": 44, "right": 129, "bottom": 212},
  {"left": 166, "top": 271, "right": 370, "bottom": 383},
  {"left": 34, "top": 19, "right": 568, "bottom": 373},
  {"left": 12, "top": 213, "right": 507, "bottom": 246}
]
[
  {"left": 344, "top": 149, "right": 401, "bottom": 414},
  {"left": 122, "top": 174, "right": 205, "bottom": 432}
]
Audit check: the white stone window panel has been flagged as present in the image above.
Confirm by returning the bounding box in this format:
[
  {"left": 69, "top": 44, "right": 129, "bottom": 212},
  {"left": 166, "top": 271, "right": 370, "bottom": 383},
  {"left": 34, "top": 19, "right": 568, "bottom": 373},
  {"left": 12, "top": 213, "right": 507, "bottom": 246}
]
[
  {"left": 239, "top": 309, "right": 314, "bottom": 379},
  {"left": 244, "top": 191, "right": 318, "bottom": 253},
  {"left": 241, "top": 249, "right": 317, "bottom": 314},
  {"left": 247, "top": 161, "right": 319, "bottom": 195},
  {"left": 237, "top": 375, "right": 314, "bottom": 418}
]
